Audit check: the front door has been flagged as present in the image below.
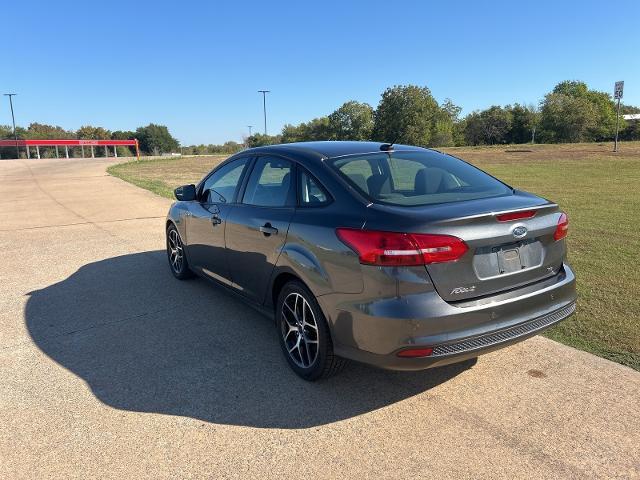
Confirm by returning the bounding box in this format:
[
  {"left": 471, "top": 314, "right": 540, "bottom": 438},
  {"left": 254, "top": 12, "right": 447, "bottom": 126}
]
[
  {"left": 186, "top": 157, "right": 251, "bottom": 285},
  {"left": 225, "top": 156, "right": 295, "bottom": 303}
]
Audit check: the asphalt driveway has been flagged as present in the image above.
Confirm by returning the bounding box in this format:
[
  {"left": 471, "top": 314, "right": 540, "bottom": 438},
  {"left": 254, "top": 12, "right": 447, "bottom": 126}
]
[{"left": 1, "top": 158, "right": 639, "bottom": 479}]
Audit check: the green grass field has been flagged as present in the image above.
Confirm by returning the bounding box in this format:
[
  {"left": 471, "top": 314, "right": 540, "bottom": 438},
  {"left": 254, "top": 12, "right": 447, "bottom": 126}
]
[{"left": 108, "top": 142, "right": 640, "bottom": 370}]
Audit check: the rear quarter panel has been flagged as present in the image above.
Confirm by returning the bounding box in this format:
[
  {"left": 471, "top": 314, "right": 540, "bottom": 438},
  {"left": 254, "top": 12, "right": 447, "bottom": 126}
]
[{"left": 272, "top": 203, "right": 368, "bottom": 301}]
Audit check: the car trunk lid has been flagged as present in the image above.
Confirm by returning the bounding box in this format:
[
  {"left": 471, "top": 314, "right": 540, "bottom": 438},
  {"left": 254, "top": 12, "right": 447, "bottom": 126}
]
[{"left": 364, "top": 191, "right": 566, "bottom": 302}]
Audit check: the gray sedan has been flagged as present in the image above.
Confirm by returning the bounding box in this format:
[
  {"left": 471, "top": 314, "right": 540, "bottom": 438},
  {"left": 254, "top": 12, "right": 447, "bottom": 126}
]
[{"left": 166, "top": 141, "right": 576, "bottom": 380}]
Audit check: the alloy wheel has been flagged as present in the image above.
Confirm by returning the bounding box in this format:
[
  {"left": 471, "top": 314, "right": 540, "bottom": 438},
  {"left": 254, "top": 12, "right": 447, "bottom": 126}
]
[
  {"left": 168, "top": 229, "right": 184, "bottom": 274},
  {"left": 280, "top": 292, "right": 319, "bottom": 368}
]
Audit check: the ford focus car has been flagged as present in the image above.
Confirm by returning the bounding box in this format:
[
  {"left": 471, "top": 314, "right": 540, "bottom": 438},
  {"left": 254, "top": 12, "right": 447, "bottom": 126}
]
[{"left": 166, "top": 141, "right": 576, "bottom": 380}]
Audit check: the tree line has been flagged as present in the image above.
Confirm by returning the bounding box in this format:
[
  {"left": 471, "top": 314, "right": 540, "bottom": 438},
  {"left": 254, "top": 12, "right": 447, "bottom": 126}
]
[
  {"left": 2, "top": 79, "right": 639, "bottom": 159},
  {"left": 243, "top": 80, "right": 639, "bottom": 150},
  {"left": 0, "top": 123, "right": 179, "bottom": 159}
]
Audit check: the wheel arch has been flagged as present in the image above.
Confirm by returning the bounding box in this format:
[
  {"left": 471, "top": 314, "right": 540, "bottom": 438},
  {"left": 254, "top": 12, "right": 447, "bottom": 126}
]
[{"left": 271, "top": 271, "right": 303, "bottom": 315}]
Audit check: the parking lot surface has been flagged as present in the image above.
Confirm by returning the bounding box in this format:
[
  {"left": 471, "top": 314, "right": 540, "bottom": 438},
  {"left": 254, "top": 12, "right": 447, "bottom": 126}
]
[{"left": 1, "top": 158, "right": 639, "bottom": 479}]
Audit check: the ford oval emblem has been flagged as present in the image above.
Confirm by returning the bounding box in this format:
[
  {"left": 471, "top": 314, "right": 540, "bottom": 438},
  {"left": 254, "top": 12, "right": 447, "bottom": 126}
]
[{"left": 513, "top": 226, "right": 527, "bottom": 238}]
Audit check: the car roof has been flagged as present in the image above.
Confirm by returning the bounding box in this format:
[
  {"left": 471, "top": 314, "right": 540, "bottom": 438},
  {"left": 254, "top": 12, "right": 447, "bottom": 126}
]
[{"left": 243, "top": 141, "right": 423, "bottom": 160}]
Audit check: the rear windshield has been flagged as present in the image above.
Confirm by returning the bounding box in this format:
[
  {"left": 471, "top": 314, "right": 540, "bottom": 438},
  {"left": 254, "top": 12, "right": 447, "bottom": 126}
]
[{"left": 329, "top": 150, "right": 512, "bottom": 206}]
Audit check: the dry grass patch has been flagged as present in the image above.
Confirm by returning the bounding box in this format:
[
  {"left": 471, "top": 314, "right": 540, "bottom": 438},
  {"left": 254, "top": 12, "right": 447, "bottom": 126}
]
[{"left": 108, "top": 155, "right": 230, "bottom": 198}]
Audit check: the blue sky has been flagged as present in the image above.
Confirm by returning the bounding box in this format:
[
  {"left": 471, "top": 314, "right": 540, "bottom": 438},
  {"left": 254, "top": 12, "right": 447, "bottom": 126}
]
[{"left": 3, "top": 0, "right": 639, "bottom": 145}]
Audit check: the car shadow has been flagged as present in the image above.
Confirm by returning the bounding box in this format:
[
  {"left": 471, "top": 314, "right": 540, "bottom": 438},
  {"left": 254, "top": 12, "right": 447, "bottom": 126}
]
[{"left": 25, "top": 251, "right": 475, "bottom": 429}]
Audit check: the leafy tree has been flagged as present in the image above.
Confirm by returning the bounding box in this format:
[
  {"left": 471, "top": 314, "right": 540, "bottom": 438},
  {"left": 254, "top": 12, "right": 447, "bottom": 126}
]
[
  {"left": 190, "top": 141, "right": 245, "bottom": 154},
  {"left": 620, "top": 105, "right": 640, "bottom": 141},
  {"left": 430, "top": 98, "right": 461, "bottom": 147},
  {"left": 76, "top": 125, "right": 111, "bottom": 140},
  {"left": 372, "top": 85, "right": 440, "bottom": 146},
  {"left": 0, "top": 125, "right": 12, "bottom": 139},
  {"left": 328, "top": 101, "right": 374, "bottom": 140},
  {"left": 219, "top": 141, "right": 243, "bottom": 154},
  {"left": 540, "top": 81, "right": 617, "bottom": 142},
  {"left": 281, "top": 124, "right": 305, "bottom": 143},
  {"left": 135, "top": 124, "right": 179, "bottom": 155},
  {"left": 25, "top": 123, "right": 72, "bottom": 139},
  {"left": 111, "top": 131, "right": 137, "bottom": 156},
  {"left": 586, "top": 90, "right": 618, "bottom": 140},
  {"left": 539, "top": 93, "right": 598, "bottom": 143},
  {"left": 441, "top": 98, "right": 462, "bottom": 121},
  {"left": 506, "top": 104, "right": 539, "bottom": 144},
  {"left": 281, "top": 117, "right": 331, "bottom": 143},
  {"left": 111, "top": 130, "right": 136, "bottom": 140},
  {"left": 552, "top": 80, "right": 590, "bottom": 97},
  {"left": 246, "top": 133, "right": 281, "bottom": 148},
  {"left": 0, "top": 125, "right": 15, "bottom": 158},
  {"left": 452, "top": 118, "right": 467, "bottom": 146},
  {"left": 302, "top": 117, "right": 331, "bottom": 141},
  {"left": 464, "top": 106, "right": 513, "bottom": 145}
]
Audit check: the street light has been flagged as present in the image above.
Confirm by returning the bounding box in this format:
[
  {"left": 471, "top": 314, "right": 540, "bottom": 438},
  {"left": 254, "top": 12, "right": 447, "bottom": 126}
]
[
  {"left": 247, "top": 125, "right": 253, "bottom": 137},
  {"left": 258, "top": 90, "right": 270, "bottom": 135},
  {"left": 3, "top": 93, "right": 19, "bottom": 158}
]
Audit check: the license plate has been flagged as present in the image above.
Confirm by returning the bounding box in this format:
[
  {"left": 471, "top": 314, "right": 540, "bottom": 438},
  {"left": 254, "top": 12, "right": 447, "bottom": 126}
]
[{"left": 496, "top": 246, "right": 523, "bottom": 274}]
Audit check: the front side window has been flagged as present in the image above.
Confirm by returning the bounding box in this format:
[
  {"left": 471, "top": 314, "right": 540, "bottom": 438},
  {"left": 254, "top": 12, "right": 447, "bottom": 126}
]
[
  {"left": 201, "top": 158, "right": 250, "bottom": 203},
  {"left": 243, "top": 156, "right": 293, "bottom": 207},
  {"left": 330, "top": 151, "right": 511, "bottom": 206}
]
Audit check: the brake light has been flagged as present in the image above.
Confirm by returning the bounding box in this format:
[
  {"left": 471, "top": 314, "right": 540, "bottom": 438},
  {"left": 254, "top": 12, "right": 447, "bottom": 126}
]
[
  {"left": 496, "top": 210, "right": 537, "bottom": 222},
  {"left": 554, "top": 212, "right": 569, "bottom": 241},
  {"left": 336, "top": 228, "right": 468, "bottom": 266},
  {"left": 397, "top": 347, "right": 433, "bottom": 358}
]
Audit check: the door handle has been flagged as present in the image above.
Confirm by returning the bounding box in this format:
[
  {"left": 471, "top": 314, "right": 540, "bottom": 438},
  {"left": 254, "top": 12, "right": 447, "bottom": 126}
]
[
  {"left": 211, "top": 215, "right": 222, "bottom": 226},
  {"left": 259, "top": 223, "right": 278, "bottom": 236}
]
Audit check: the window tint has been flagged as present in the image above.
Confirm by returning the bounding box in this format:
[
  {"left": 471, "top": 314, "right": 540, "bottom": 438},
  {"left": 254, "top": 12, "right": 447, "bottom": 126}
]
[
  {"left": 243, "top": 156, "right": 293, "bottom": 207},
  {"left": 201, "top": 158, "right": 250, "bottom": 203},
  {"left": 299, "top": 169, "right": 330, "bottom": 206},
  {"left": 330, "top": 151, "right": 511, "bottom": 206},
  {"left": 336, "top": 158, "right": 374, "bottom": 194},
  {"left": 388, "top": 157, "right": 424, "bottom": 191}
]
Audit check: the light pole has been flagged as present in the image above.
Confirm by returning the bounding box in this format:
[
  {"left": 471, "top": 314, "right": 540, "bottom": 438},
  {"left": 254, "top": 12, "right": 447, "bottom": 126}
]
[
  {"left": 258, "top": 90, "right": 270, "bottom": 135},
  {"left": 247, "top": 125, "right": 253, "bottom": 137},
  {"left": 3, "top": 93, "right": 19, "bottom": 158}
]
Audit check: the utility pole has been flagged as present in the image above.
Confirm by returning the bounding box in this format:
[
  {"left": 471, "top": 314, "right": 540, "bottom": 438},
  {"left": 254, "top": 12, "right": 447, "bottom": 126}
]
[
  {"left": 3, "top": 93, "right": 19, "bottom": 158},
  {"left": 247, "top": 125, "right": 253, "bottom": 137},
  {"left": 258, "top": 90, "right": 270, "bottom": 135}
]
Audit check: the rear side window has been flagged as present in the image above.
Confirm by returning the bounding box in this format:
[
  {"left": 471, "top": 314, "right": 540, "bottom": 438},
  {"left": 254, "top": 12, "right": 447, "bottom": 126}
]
[
  {"left": 243, "top": 156, "right": 294, "bottom": 207},
  {"left": 330, "top": 151, "right": 511, "bottom": 206},
  {"left": 299, "top": 169, "right": 330, "bottom": 206}
]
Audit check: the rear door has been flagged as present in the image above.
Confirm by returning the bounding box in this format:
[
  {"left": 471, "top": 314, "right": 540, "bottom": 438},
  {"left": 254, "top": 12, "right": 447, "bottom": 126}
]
[{"left": 225, "top": 155, "right": 295, "bottom": 303}]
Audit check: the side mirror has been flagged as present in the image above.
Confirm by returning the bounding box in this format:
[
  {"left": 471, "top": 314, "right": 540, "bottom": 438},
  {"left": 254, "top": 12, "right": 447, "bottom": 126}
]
[{"left": 174, "top": 184, "right": 196, "bottom": 201}]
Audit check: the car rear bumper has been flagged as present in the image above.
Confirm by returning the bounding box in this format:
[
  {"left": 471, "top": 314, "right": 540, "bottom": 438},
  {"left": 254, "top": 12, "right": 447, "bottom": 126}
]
[{"left": 321, "top": 263, "right": 577, "bottom": 371}]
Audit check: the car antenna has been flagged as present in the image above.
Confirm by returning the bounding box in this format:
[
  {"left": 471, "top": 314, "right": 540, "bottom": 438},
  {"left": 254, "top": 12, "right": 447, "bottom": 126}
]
[{"left": 380, "top": 135, "right": 397, "bottom": 151}]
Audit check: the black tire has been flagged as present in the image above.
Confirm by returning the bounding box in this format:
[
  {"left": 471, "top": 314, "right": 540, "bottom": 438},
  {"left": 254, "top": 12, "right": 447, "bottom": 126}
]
[
  {"left": 276, "top": 280, "right": 346, "bottom": 381},
  {"left": 166, "top": 224, "right": 194, "bottom": 280}
]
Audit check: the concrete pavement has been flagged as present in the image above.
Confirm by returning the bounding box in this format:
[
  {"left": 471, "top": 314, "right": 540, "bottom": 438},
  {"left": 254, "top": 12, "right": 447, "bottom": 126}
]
[{"left": 1, "top": 157, "right": 639, "bottom": 479}]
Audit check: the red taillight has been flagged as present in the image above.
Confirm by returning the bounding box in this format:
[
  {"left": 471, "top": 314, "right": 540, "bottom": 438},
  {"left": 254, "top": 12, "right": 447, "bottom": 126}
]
[
  {"left": 496, "top": 210, "right": 537, "bottom": 222},
  {"left": 554, "top": 212, "right": 569, "bottom": 241},
  {"left": 336, "top": 228, "right": 468, "bottom": 266},
  {"left": 413, "top": 233, "right": 469, "bottom": 264},
  {"left": 397, "top": 347, "right": 433, "bottom": 358}
]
